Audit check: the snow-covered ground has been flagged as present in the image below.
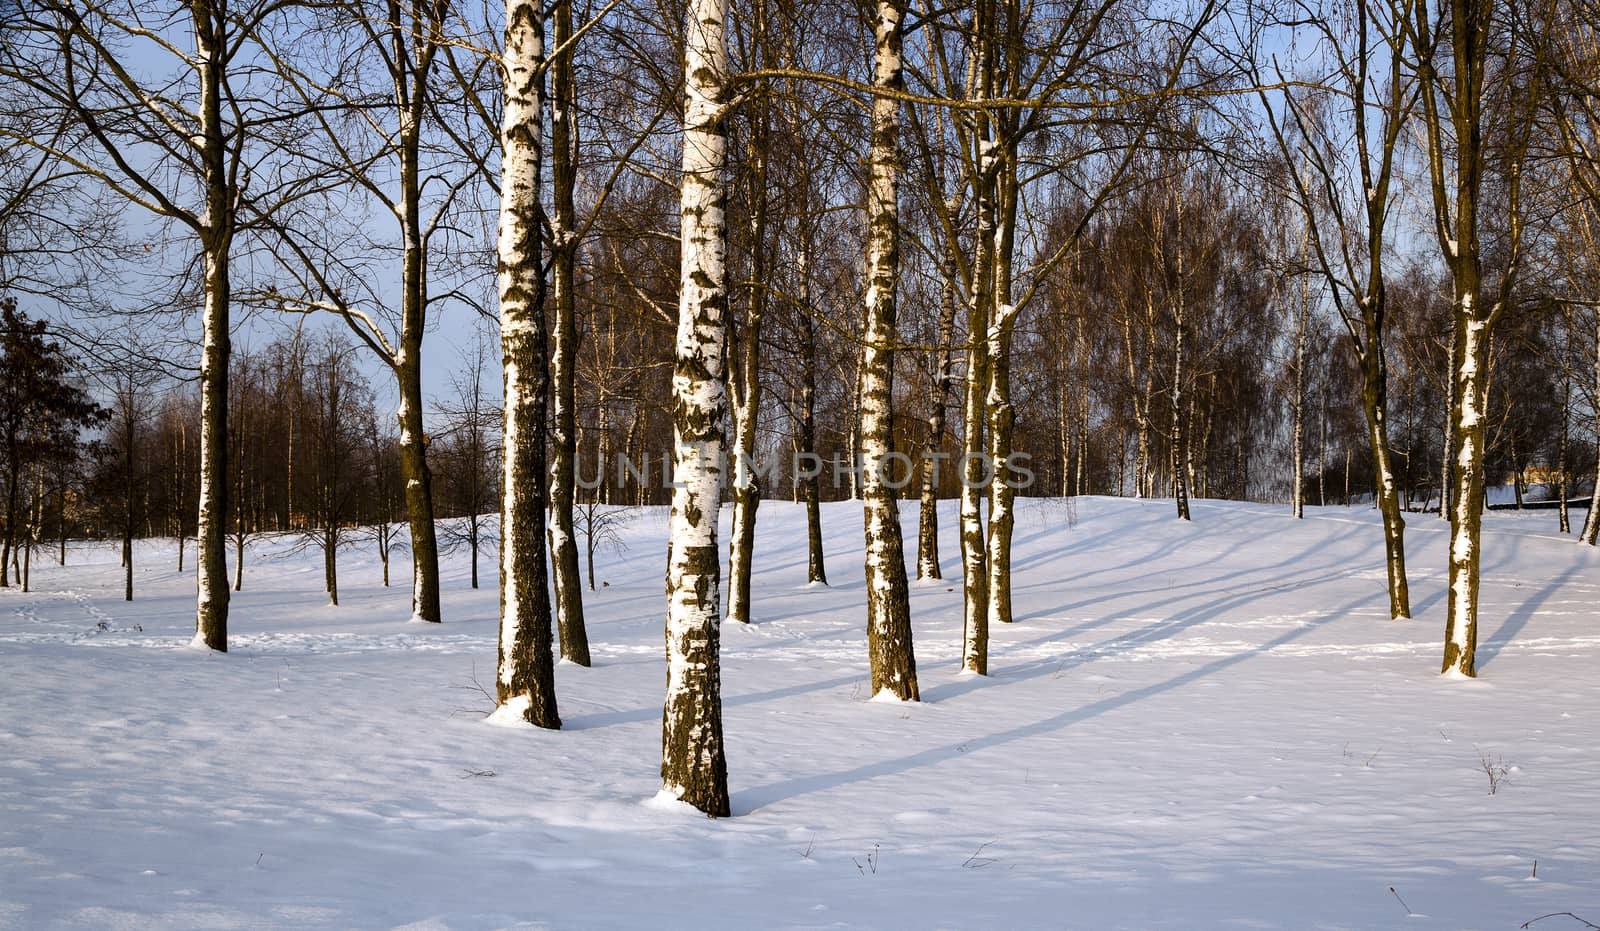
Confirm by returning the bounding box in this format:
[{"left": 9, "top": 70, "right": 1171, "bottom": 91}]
[{"left": 2, "top": 498, "right": 1599, "bottom": 930}]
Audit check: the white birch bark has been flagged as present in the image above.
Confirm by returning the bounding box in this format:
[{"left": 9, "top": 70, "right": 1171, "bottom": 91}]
[
  {"left": 958, "top": 228, "right": 991, "bottom": 675},
  {"left": 1444, "top": 311, "right": 1490, "bottom": 676},
  {"left": 193, "top": 3, "right": 231, "bottom": 652},
  {"left": 1292, "top": 230, "right": 1309, "bottom": 520},
  {"left": 660, "top": 0, "right": 731, "bottom": 816},
  {"left": 860, "top": 0, "right": 919, "bottom": 702},
  {"left": 549, "top": 0, "right": 591, "bottom": 662},
  {"left": 495, "top": 0, "right": 560, "bottom": 728},
  {"left": 1583, "top": 312, "right": 1600, "bottom": 544}
]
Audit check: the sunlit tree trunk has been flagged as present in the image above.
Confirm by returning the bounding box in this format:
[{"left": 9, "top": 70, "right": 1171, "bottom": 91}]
[
  {"left": 495, "top": 0, "right": 560, "bottom": 728},
  {"left": 984, "top": 142, "right": 1019, "bottom": 629},
  {"left": 660, "top": 0, "right": 731, "bottom": 815},
  {"left": 1558, "top": 374, "right": 1570, "bottom": 533},
  {"left": 960, "top": 0, "right": 997, "bottom": 675},
  {"left": 194, "top": 2, "right": 232, "bottom": 652},
  {"left": 860, "top": 0, "right": 919, "bottom": 701},
  {"left": 1412, "top": 0, "right": 1534, "bottom": 676},
  {"left": 549, "top": 0, "right": 590, "bottom": 662},
  {"left": 1361, "top": 338, "right": 1410, "bottom": 616},
  {"left": 381, "top": 3, "right": 446, "bottom": 626},
  {"left": 959, "top": 235, "right": 992, "bottom": 675},
  {"left": 1443, "top": 309, "right": 1491, "bottom": 675},
  {"left": 1581, "top": 315, "right": 1600, "bottom": 544},
  {"left": 728, "top": 26, "right": 770, "bottom": 624},
  {"left": 1440, "top": 335, "right": 1454, "bottom": 518}
]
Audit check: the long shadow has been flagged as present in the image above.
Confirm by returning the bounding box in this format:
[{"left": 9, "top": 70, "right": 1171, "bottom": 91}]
[
  {"left": 736, "top": 586, "right": 1378, "bottom": 814},
  {"left": 1010, "top": 525, "right": 1367, "bottom": 625},
  {"left": 754, "top": 598, "right": 866, "bottom": 626},
  {"left": 1005, "top": 500, "right": 1288, "bottom": 586},
  {"left": 919, "top": 555, "right": 1382, "bottom": 704},
  {"left": 1476, "top": 563, "right": 1586, "bottom": 670},
  {"left": 1005, "top": 525, "right": 1208, "bottom": 600},
  {"left": 562, "top": 671, "right": 863, "bottom": 730},
  {"left": 574, "top": 517, "right": 1347, "bottom": 725}
]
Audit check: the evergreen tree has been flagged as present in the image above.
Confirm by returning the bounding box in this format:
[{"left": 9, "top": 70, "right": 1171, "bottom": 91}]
[{"left": 0, "top": 298, "right": 107, "bottom": 587}]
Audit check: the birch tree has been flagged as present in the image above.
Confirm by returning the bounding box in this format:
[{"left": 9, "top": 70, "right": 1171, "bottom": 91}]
[
  {"left": 859, "top": 0, "right": 921, "bottom": 701},
  {"left": 1547, "top": 0, "right": 1600, "bottom": 545},
  {"left": 495, "top": 0, "right": 560, "bottom": 729},
  {"left": 0, "top": 0, "right": 305, "bottom": 650},
  {"left": 898, "top": 0, "right": 1212, "bottom": 671},
  {"left": 1408, "top": 0, "right": 1544, "bottom": 675},
  {"left": 260, "top": 0, "right": 465, "bottom": 624},
  {"left": 548, "top": 0, "right": 591, "bottom": 663},
  {"left": 1255, "top": 0, "right": 1416, "bottom": 616},
  {"left": 725, "top": 0, "right": 774, "bottom": 626},
  {"left": 659, "top": 0, "right": 732, "bottom": 816}
]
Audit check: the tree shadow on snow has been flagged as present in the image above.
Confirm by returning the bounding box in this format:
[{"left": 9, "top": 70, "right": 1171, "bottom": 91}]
[
  {"left": 1475, "top": 563, "right": 1586, "bottom": 671},
  {"left": 561, "top": 672, "right": 863, "bottom": 730},
  {"left": 735, "top": 585, "right": 1383, "bottom": 814},
  {"left": 917, "top": 548, "right": 1399, "bottom": 705}
]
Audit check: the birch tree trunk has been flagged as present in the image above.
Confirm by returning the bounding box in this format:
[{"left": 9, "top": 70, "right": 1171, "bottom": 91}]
[
  {"left": 859, "top": 0, "right": 920, "bottom": 702},
  {"left": 1443, "top": 309, "right": 1491, "bottom": 676},
  {"left": 193, "top": 2, "right": 232, "bottom": 652},
  {"left": 1412, "top": 0, "right": 1534, "bottom": 676},
  {"left": 1361, "top": 338, "right": 1411, "bottom": 616},
  {"left": 959, "top": 234, "right": 993, "bottom": 676},
  {"left": 727, "top": 46, "right": 769, "bottom": 625},
  {"left": 1558, "top": 374, "right": 1570, "bottom": 533},
  {"left": 797, "top": 244, "right": 827, "bottom": 584},
  {"left": 393, "top": 5, "right": 444, "bottom": 624},
  {"left": 123, "top": 409, "right": 135, "bottom": 602},
  {"left": 916, "top": 243, "right": 959, "bottom": 580},
  {"left": 324, "top": 526, "right": 339, "bottom": 606},
  {"left": 660, "top": 0, "right": 731, "bottom": 815},
  {"left": 1292, "top": 255, "right": 1308, "bottom": 519},
  {"left": 1582, "top": 313, "right": 1600, "bottom": 545},
  {"left": 1168, "top": 185, "right": 1192, "bottom": 521},
  {"left": 1170, "top": 310, "right": 1191, "bottom": 521},
  {"left": 495, "top": 0, "right": 560, "bottom": 729},
  {"left": 960, "top": 0, "right": 997, "bottom": 676},
  {"left": 984, "top": 168, "right": 1019, "bottom": 630},
  {"left": 1077, "top": 392, "right": 1090, "bottom": 495},
  {"left": 21, "top": 472, "right": 34, "bottom": 592},
  {"left": 395, "top": 358, "right": 440, "bottom": 623},
  {"left": 549, "top": 0, "right": 590, "bottom": 662},
  {"left": 1441, "top": 335, "right": 1454, "bottom": 518}
]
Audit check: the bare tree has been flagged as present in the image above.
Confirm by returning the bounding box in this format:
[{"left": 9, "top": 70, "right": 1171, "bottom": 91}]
[
  {"left": 1254, "top": 0, "right": 1417, "bottom": 616},
  {"left": 547, "top": 0, "right": 592, "bottom": 663},
  {"left": 1407, "top": 0, "right": 1546, "bottom": 675},
  {"left": 858, "top": 0, "right": 921, "bottom": 701},
  {"left": 574, "top": 498, "right": 631, "bottom": 591},
  {"left": 261, "top": 0, "right": 469, "bottom": 624},
  {"left": 495, "top": 0, "right": 561, "bottom": 729},
  {"left": 358, "top": 420, "right": 408, "bottom": 588},
  {"left": 436, "top": 330, "right": 499, "bottom": 590},
  {"left": 0, "top": 0, "right": 321, "bottom": 650},
  {"left": 660, "top": 0, "right": 732, "bottom": 816}
]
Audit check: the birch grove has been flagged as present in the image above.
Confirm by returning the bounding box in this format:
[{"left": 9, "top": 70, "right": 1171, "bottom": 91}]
[{"left": 5, "top": 0, "right": 1600, "bottom": 824}]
